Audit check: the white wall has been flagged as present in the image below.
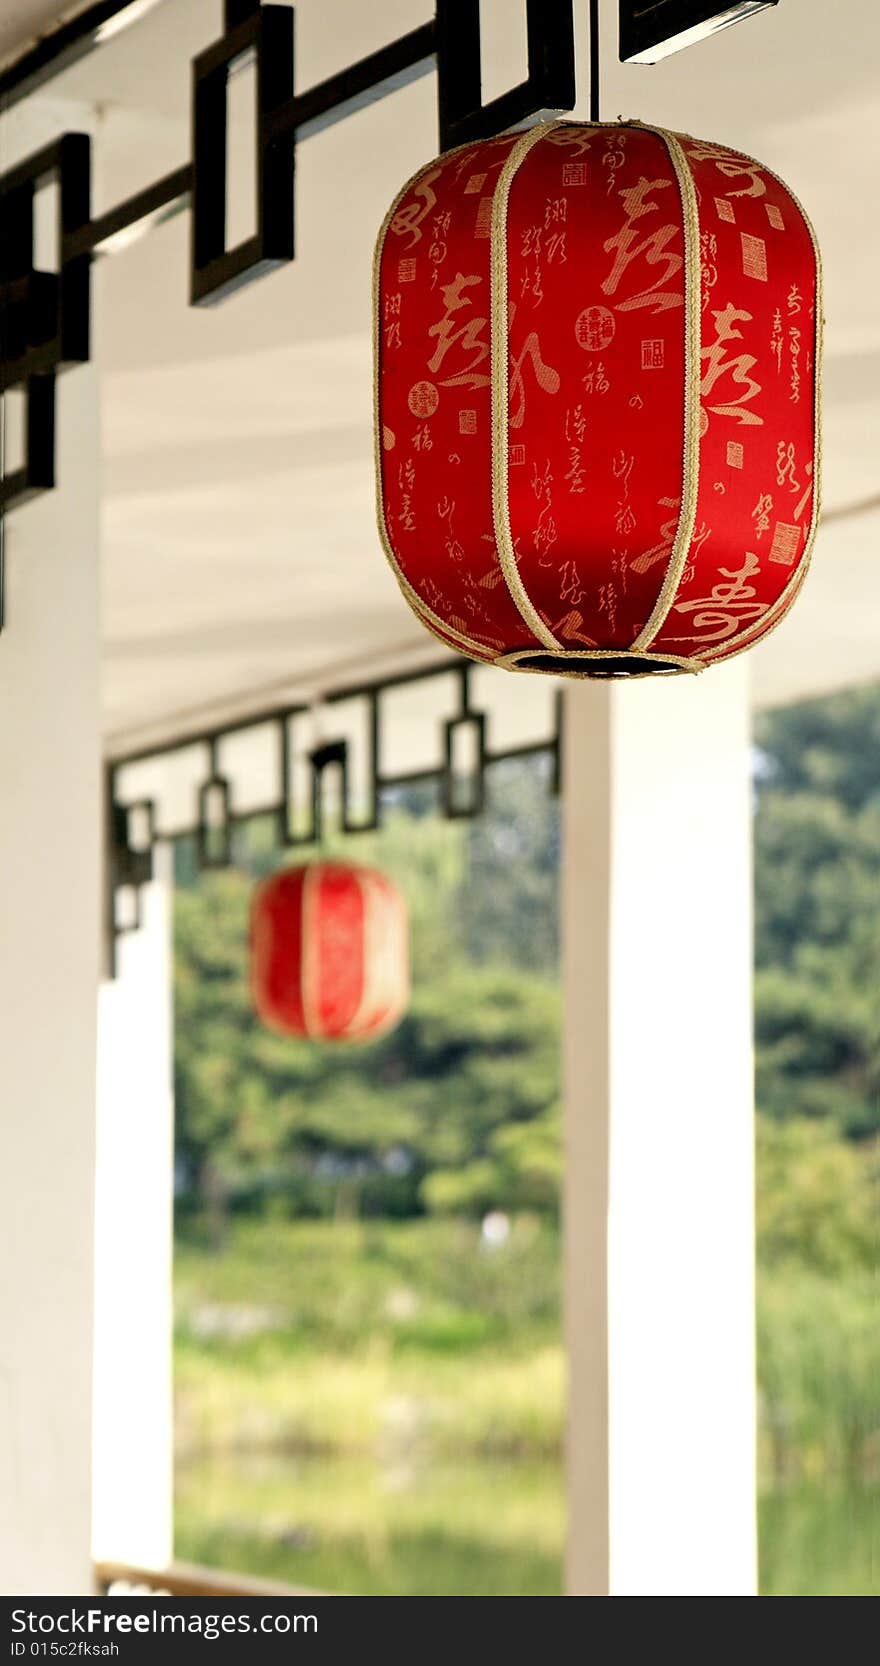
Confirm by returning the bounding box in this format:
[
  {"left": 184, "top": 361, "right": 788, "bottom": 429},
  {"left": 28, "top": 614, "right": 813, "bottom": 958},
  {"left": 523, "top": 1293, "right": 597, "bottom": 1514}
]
[
  {"left": 564, "top": 661, "right": 757, "bottom": 1596},
  {"left": 92, "top": 861, "right": 174, "bottom": 1573},
  {"left": 0, "top": 102, "right": 100, "bottom": 1597}
]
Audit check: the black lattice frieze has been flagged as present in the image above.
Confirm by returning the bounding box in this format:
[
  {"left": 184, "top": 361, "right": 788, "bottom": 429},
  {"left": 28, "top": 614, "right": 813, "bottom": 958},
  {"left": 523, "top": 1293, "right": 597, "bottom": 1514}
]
[
  {"left": 0, "top": 134, "right": 90, "bottom": 513},
  {"left": 1, "top": 2, "right": 578, "bottom": 531},
  {"left": 106, "top": 657, "right": 562, "bottom": 975},
  {"left": 619, "top": 0, "right": 779, "bottom": 64},
  {"left": 191, "top": 3, "right": 295, "bottom": 305}
]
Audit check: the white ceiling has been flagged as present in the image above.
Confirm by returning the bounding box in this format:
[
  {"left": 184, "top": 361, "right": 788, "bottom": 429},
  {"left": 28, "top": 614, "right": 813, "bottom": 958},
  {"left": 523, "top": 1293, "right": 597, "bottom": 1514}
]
[
  {"left": 2, "top": 0, "right": 879, "bottom": 746},
  {"left": 0, "top": 0, "right": 85, "bottom": 65}
]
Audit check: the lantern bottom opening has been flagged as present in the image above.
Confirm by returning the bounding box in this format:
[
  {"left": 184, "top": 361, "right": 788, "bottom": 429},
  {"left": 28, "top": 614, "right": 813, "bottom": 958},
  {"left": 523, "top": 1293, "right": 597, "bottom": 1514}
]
[{"left": 502, "top": 649, "right": 702, "bottom": 679}]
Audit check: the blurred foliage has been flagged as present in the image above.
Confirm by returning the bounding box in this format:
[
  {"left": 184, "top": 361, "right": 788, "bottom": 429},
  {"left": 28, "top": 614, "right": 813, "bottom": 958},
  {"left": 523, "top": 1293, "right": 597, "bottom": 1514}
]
[
  {"left": 754, "top": 684, "right": 880, "bottom": 812},
  {"left": 173, "top": 1213, "right": 876, "bottom": 1479},
  {"left": 756, "top": 1118, "right": 878, "bottom": 1276},
  {"left": 174, "top": 759, "right": 561, "bottom": 1222},
  {"left": 758, "top": 1481, "right": 880, "bottom": 1598},
  {"left": 173, "top": 691, "right": 880, "bottom": 1577},
  {"left": 457, "top": 759, "right": 560, "bottom": 973},
  {"left": 174, "top": 691, "right": 880, "bottom": 1231},
  {"left": 758, "top": 1268, "right": 878, "bottom": 1478},
  {"left": 754, "top": 685, "right": 880, "bottom": 1141},
  {"left": 175, "top": 1215, "right": 560, "bottom": 1358}
]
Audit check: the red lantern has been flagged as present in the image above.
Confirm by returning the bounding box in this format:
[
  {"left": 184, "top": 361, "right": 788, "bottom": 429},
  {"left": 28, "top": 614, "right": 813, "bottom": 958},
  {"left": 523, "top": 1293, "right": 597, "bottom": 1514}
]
[
  {"left": 251, "top": 862, "right": 408, "bottom": 1041},
  {"left": 374, "top": 121, "right": 821, "bottom": 676}
]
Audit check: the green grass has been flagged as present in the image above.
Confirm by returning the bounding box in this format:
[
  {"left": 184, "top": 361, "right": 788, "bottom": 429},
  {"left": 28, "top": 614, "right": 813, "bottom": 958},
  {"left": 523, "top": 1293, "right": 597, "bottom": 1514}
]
[
  {"left": 759, "top": 1482, "right": 879, "bottom": 1597},
  {"left": 175, "top": 1215, "right": 564, "bottom": 1465},
  {"left": 175, "top": 1336, "right": 564, "bottom": 1463},
  {"left": 174, "top": 1216, "right": 878, "bottom": 1595},
  {"left": 758, "top": 1269, "right": 879, "bottom": 1476},
  {"left": 175, "top": 1455, "right": 564, "bottom": 1596},
  {"left": 175, "top": 1214, "right": 561, "bottom": 1355}
]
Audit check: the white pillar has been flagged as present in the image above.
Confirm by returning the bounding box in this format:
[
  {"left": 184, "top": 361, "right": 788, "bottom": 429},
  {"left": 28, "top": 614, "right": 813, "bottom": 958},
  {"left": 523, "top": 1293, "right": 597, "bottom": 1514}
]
[
  {"left": 93, "top": 856, "right": 175, "bottom": 1573},
  {"left": 0, "top": 104, "right": 100, "bottom": 1597},
  {"left": 563, "top": 660, "right": 756, "bottom": 1597}
]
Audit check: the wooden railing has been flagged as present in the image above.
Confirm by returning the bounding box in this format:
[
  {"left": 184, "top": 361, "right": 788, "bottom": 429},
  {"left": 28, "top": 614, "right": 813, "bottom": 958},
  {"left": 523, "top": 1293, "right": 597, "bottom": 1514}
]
[{"left": 94, "top": 1559, "right": 319, "bottom": 1598}]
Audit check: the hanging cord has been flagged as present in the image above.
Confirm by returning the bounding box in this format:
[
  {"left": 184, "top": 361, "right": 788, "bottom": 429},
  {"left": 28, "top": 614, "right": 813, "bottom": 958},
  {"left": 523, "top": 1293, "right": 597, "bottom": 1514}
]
[{"left": 590, "top": 0, "right": 601, "bottom": 123}]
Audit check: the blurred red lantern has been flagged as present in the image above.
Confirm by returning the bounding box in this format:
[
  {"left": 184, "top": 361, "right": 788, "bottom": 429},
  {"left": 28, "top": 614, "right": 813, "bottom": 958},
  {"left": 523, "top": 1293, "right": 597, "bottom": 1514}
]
[
  {"left": 251, "top": 862, "right": 408, "bottom": 1041},
  {"left": 375, "top": 120, "right": 820, "bottom": 676}
]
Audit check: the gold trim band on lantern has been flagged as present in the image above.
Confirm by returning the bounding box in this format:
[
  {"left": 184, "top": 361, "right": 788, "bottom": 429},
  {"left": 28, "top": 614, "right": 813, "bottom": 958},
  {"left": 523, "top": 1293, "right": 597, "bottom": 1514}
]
[
  {"left": 372, "top": 146, "right": 504, "bottom": 667},
  {"left": 347, "top": 869, "right": 409, "bottom": 1042},
  {"left": 347, "top": 864, "right": 377, "bottom": 1042},
  {"left": 628, "top": 125, "right": 703, "bottom": 653},
  {"left": 699, "top": 557, "right": 809, "bottom": 667},
  {"left": 489, "top": 122, "right": 564, "bottom": 653},
  {"left": 300, "top": 863, "right": 322, "bottom": 1040},
  {"left": 489, "top": 120, "right": 706, "bottom": 676},
  {"left": 407, "top": 591, "right": 499, "bottom": 661}
]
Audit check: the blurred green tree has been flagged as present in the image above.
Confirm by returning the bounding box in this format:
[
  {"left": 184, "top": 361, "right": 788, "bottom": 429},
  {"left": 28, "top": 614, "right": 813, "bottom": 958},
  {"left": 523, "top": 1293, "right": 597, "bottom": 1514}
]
[
  {"left": 174, "top": 767, "right": 562, "bottom": 1222},
  {"left": 174, "top": 686, "right": 880, "bottom": 1233},
  {"left": 755, "top": 686, "right": 880, "bottom": 1141}
]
